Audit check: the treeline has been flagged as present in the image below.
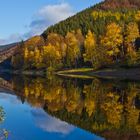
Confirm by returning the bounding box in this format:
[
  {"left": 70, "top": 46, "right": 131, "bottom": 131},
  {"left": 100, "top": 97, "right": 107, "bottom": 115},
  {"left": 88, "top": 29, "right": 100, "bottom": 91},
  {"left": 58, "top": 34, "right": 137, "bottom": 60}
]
[{"left": 11, "top": 10, "right": 140, "bottom": 71}]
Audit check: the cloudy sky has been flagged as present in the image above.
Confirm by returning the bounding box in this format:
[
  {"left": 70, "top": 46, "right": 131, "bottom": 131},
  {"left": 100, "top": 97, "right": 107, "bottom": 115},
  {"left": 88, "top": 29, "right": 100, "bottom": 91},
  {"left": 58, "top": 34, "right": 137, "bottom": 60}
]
[{"left": 0, "top": 0, "right": 102, "bottom": 45}]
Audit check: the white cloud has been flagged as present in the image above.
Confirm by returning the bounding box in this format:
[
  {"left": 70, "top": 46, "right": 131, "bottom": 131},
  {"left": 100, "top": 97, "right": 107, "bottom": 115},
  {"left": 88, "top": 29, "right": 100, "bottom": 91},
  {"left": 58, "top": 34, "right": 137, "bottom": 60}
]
[
  {"left": 37, "top": 3, "right": 74, "bottom": 23},
  {"left": 0, "top": 92, "right": 21, "bottom": 104},
  {"left": 24, "top": 3, "right": 75, "bottom": 38},
  {"left": 0, "top": 3, "right": 74, "bottom": 45},
  {"left": 0, "top": 39, "right": 6, "bottom": 45},
  {"left": 0, "top": 33, "right": 23, "bottom": 45}
]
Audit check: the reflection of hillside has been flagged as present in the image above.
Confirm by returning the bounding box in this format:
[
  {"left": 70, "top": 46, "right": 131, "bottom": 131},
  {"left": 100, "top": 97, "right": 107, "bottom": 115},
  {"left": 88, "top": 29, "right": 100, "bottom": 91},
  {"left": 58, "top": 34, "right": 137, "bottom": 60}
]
[
  {"left": 0, "top": 77, "right": 15, "bottom": 94},
  {"left": 1, "top": 76, "right": 140, "bottom": 140}
]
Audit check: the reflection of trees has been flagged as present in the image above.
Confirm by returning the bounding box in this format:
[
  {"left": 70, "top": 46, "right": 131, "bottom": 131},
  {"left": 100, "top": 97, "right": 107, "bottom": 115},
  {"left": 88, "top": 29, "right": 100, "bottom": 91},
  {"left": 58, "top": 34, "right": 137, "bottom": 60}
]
[{"left": 5, "top": 76, "right": 140, "bottom": 139}]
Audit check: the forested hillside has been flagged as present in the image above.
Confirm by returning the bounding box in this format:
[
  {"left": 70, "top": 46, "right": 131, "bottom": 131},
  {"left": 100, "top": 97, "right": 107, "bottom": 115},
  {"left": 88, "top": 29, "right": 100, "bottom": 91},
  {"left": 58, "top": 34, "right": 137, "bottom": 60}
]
[
  {"left": 96, "top": 0, "right": 140, "bottom": 10},
  {"left": 11, "top": 0, "right": 140, "bottom": 72},
  {"left": 42, "top": 0, "right": 140, "bottom": 38}
]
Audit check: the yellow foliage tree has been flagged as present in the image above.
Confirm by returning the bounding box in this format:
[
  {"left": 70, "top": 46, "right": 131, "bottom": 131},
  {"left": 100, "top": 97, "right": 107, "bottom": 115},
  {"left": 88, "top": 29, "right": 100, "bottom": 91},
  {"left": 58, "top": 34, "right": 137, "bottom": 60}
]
[
  {"left": 101, "top": 22, "right": 123, "bottom": 61},
  {"left": 125, "top": 22, "right": 139, "bottom": 64},
  {"left": 84, "top": 30, "right": 96, "bottom": 66},
  {"left": 42, "top": 44, "right": 61, "bottom": 69},
  {"left": 65, "top": 32, "right": 80, "bottom": 67},
  {"left": 125, "top": 22, "right": 139, "bottom": 52}
]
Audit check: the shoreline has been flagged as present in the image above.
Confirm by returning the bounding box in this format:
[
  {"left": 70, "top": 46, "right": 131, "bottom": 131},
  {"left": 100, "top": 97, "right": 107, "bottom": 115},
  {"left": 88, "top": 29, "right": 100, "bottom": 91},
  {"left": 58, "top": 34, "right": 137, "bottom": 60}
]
[
  {"left": 56, "top": 68, "right": 140, "bottom": 80},
  {"left": 0, "top": 69, "right": 46, "bottom": 76},
  {"left": 1, "top": 68, "right": 140, "bottom": 80}
]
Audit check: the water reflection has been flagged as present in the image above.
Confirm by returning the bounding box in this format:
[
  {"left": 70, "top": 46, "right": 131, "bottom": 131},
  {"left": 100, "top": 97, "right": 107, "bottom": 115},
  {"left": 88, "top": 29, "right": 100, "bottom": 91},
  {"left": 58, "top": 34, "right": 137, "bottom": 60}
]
[
  {"left": 0, "top": 75, "right": 140, "bottom": 139},
  {"left": 31, "top": 109, "right": 74, "bottom": 134}
]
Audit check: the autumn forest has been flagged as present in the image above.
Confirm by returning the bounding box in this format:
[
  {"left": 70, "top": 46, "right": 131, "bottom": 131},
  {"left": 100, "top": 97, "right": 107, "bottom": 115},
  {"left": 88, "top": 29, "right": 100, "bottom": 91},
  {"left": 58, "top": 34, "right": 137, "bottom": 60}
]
[{"left": 9, "top": 2, "right": 140, "bottom": 73}]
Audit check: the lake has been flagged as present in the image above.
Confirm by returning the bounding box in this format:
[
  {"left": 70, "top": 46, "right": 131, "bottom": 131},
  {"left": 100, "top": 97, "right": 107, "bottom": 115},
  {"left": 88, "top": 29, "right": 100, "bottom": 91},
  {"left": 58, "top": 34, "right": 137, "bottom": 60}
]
[{"left": 0, "top": 74, "right": 140, "bottom": 140}]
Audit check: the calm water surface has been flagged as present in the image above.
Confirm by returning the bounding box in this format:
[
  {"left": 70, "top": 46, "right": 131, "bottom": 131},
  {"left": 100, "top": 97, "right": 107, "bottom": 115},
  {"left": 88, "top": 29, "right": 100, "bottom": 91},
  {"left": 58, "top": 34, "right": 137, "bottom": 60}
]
[{"left": 0, "top": 75, "right": 140, "bottom": 140}]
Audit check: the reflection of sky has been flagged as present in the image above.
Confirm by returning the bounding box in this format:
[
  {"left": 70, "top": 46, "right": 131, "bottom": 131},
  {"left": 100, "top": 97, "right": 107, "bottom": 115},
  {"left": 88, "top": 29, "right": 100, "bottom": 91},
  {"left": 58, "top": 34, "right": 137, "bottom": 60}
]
[
  {"left": 31, "top": 108, "right": 74, "bottom": 135},
  {"left": 0, "top": 92, "right": 104, "bottom": 140},
  {"left": 0, "top": 93, "right": 21, "bottom": 105}
]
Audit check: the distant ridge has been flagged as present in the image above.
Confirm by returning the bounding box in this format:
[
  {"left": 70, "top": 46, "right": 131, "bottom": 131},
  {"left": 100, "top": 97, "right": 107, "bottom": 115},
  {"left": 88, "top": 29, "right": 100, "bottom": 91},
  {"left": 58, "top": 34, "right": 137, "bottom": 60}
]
[
  {"left": 96, "top": 0, "right": 140, "bottom": 10},
  {"left": 0, "top": 42, "right": 18, "bottom": 51}
]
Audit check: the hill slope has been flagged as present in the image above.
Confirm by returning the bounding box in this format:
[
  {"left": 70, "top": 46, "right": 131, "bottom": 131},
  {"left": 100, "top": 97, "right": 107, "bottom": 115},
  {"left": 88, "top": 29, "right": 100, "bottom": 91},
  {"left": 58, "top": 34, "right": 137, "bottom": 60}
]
[{"left": 42, "top": 0, "right": 140, "bottom": 38}]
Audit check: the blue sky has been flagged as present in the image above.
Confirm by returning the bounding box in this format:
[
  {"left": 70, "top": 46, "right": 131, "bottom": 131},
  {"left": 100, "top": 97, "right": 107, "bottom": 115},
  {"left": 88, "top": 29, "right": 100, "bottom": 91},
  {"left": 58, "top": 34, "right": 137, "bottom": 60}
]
[{"left": 0, "top": 0, "right": 102, "bottom": 45}]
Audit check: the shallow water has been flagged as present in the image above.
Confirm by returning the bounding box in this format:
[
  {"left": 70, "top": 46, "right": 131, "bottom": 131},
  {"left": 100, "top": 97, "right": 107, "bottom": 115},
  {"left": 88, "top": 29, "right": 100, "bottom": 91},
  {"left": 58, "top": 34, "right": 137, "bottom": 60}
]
[{"left": 0, "top": 75, "right": 139, "bottom": 140}]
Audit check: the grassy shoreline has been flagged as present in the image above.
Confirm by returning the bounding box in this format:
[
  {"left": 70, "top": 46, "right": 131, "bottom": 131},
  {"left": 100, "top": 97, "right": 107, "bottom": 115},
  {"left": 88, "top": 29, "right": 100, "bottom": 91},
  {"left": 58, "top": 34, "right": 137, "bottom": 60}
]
[
  {"left": 1, "top": 67, "right": 140, "bottom": 80},
  {"left": 56, "top": 67, "right": 140, "bottom": 80}
]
